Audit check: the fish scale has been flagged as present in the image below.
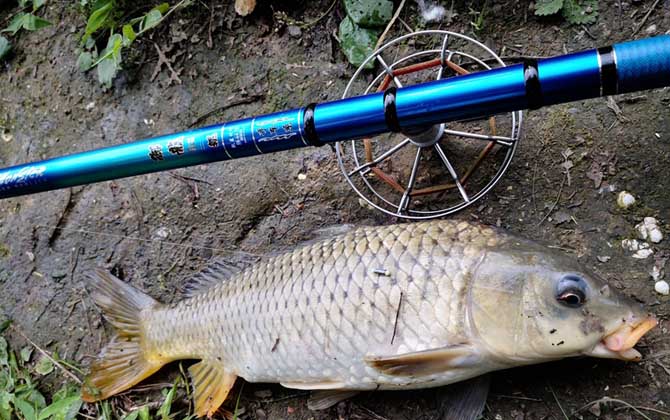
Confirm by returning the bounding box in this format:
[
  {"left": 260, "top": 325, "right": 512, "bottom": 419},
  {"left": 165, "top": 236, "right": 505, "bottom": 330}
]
[{"left": 142, "top": 220, "right": 498, "bottom": 389}]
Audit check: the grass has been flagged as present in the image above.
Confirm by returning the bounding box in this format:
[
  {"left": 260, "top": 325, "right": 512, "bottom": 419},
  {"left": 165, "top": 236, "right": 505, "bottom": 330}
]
[{"left": 0, "top": 327, "right": 192, "bottom": 420}]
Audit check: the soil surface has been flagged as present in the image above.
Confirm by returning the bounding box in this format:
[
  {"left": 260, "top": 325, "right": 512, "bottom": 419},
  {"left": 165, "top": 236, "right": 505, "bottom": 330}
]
[{"left": 1, "top": 1, "right": 669, "bottom": 419}]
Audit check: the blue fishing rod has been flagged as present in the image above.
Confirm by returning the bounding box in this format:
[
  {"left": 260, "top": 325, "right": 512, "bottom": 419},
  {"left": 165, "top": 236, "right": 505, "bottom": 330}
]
[{"left": 0, "top": 35, "right": 668, "bottom": 204}]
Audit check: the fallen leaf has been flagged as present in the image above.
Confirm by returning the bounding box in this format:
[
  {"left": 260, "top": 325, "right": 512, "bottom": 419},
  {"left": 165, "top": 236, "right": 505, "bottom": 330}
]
[
  {"left": 586, "top": 161, "right": 603, "bottom": 188},
  {"left": 235, "top": 0, "right": 256, "bottom": 16}
]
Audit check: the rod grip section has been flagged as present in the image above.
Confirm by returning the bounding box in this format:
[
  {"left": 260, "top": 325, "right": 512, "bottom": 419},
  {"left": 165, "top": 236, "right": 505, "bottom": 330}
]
[{"left": 614, "top": 35, "right": 670, "bottom": 94}]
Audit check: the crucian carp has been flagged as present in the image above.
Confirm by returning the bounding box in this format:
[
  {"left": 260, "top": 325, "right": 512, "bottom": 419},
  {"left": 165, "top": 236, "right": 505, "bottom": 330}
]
[{"left": 81, "top": 220, "right": 657, "bottom": 417}]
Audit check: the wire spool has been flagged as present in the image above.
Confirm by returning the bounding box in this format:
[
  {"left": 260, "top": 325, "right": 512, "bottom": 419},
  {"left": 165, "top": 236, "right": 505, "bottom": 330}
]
[{"left": 336, "top": 30, "right": 523, "bottom": 219}]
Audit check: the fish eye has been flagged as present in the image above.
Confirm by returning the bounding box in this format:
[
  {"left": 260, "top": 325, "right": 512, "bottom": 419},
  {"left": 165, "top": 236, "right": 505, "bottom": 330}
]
[{"left": 556, "top": 274, "right": 587, "bottom": 308}]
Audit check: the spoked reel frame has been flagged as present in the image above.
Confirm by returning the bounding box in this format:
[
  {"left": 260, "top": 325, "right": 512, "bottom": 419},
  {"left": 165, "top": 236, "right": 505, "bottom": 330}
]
[{"left": 335, "top": 30, "right": 523, "bottom": 219}]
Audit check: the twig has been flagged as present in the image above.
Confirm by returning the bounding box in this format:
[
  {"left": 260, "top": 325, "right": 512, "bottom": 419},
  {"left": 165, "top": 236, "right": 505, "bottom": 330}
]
[
  {"left": 375, "top": 0, "right": 407, "bottom": 50},
  {"left": 168, "top": 173, "right": 213, "bottom": 185},
  {"left": 357, "top": 406, "right": 390, "bottom": 420},
  {"left": 391, "top": 291, "right": 403, "bottom": 344},
  {"left": 547, "top": 383, "right": 569, "bottom": 420},
  {"left": 581, "top": 24, "right": 596, "bottom": 40},
  {"left": 11, "top": 325, "right": 83, "bottom": 384},
  {"left": 572, "top": 397, "right": 660, "bottom": 420},
  {"left": 151, "top": 43, "right": 182, "bottom": 85},
  {"left": 301, "top": 0, "right": 337, "bottom": 29},
  {"left": 537, "top": 173, "right": 567, "bottom": 226},
  {"left": 531, "top": 162, "right": 538, "bottom": 214},
  {"left": 189, "top": 94, "right": 265, "bottom": 127},
  {"left": 397, "top": 17, "right": 414, "bottom": 34},
  {"left": 491, "top": 394, "right": 543, "bottom": 402},
  {"left": 632, "top": 0, "right": 660, "bottom": 36},
  {"left": 206, "top": 0, "right": 214, "bottom": 49}
]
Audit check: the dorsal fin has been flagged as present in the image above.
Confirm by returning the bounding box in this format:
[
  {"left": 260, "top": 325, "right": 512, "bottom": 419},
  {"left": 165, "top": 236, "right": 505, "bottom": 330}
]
[{"left": 180, "top": 258, "right": 254, "bottom": 298}]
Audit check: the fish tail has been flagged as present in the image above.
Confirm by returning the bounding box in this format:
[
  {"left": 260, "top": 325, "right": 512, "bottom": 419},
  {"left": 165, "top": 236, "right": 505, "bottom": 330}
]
[{"left": 81, "top": 268, "right": 164, "bottom": 402}]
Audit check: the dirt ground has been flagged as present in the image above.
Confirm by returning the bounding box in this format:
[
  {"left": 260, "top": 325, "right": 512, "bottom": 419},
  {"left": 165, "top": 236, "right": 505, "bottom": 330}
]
[{"left": 1, "top": 1, "right": 669, "bottom": 419}]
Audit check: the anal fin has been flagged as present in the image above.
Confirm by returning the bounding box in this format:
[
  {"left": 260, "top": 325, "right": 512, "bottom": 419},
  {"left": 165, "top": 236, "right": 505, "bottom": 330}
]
[
  {"left": 189, "top": 360, "right": 237, "bottom": 418},
  {"left": 364, "top": 345, "right": 479, "bottom": 377},
  {"left": 308, "top": 390, "right": 360, "bottom": 410}
]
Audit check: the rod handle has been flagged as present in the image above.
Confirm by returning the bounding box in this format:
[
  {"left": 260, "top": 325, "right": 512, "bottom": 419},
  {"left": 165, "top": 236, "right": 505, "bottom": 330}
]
[{"left": 613, "top": 35, "right": 670, "bottom": 94}]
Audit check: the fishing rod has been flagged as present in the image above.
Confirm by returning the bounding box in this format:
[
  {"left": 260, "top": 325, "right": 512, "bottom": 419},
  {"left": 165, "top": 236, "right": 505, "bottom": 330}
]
[{"left": 1, "top": 32, "right": 668, "bottom": 218}]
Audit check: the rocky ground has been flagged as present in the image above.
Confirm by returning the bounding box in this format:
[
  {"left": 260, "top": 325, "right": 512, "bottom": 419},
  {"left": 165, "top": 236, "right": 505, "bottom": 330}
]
[{"left": 0, "top": 0, "right": 669, "bottom": 419}]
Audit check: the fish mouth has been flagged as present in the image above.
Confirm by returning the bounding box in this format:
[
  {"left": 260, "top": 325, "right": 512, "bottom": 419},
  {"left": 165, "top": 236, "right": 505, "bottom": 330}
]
[{"left": 586, "top": 317, "right": 657, "bottom": 361}]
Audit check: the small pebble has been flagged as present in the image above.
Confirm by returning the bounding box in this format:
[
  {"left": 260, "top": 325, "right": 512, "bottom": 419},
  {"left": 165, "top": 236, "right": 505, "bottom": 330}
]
[
  {"left": 621, "top": 239, "right": 653, "bottom": 259},
  {"left": 154, "top": 226, "right": 170, "bottom": 239},
  {"left": 636, "top": 217, "right": 663, "bottom": 243},
  {"left": 288, "top": 25, "right": 302, "bottom": 38},
  {"left": 616, "top": 191, "right": 636, "bottom": 209},
  {"left": 650, "top": 265, "right": 663, "bottom": 281},
  {"left": 655, "top": 280, "right": 669, "bottom": 296},
  {"left": 645, "top": 24, "right": 657, "bottom": 34},
  {"left": 297, "top": 173, "right": 307, "bottom": 180}
]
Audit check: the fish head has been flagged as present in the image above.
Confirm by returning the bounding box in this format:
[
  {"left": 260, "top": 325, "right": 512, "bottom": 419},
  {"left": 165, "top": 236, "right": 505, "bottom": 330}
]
[{"left": 469, "top": 238, "right": 656, "bottom": 364}]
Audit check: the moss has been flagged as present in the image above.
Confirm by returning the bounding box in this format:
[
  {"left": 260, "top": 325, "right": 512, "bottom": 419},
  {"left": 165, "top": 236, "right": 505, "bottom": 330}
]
[{"left": 0, "top": 244, "right": 9, "bottom": 258}]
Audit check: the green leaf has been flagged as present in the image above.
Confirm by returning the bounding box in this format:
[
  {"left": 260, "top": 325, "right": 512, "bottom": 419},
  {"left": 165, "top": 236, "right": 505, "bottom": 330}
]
[
  {"left": 107, "top": 33, "right": 123, "bottom": 63},
  {"left": 0, "top": 391, "right": 13, "bottom": 420},
  {"left": 122, "top": 411, "right": 140, "bottom": 420},
  {"left": 97, "top": 56, "right": 118, "bottom": 88},
  {"left": 12, "top": 397, "right": 37, "bottom": 420},
  {"left": 141, "top": 9, "right": 162, "bottom": 32},
  {"left": 32, "top": 0, "right": 47, "bottom": 11},
  {"left": 76, "top": 51, "right": 93, "bottom": 70},
  {"left": 156, "top": 382, "right": 177, "bottom": 420},
  {"left": 562, "top": 0, "right": 598, "bottom": 24},
  {"left": 0, "top": 36, "right": 12, "bottom": 60},
  {"left": 18, "top": 0, "right": 30, "bottom": 8},
  {"left": 0, "top": 337, "right": 7, "bottom": 366},
  {"left": 83, "top": 0, "right": 113, "bottom": 42},
  {"left": 0, "top": 320, "right": 10, "bottom": 335},
  {"left": 34, "top": 356, "right": 53, "bottom": 376},
  {"left": 122, "top": 24, "right": 136, "bottom": 46},
  {"left": 155, "top": 2, "right": 170, "bottom": 14},
  {"left": 138, "top": 405, "right": 149, "bottom": 420},
  {"left": 20, "top": 347, "right": 32, "bottom": 363},
  {"left": 338, "top": 16, "right": 377, "bottom": 69},
  {"left": 37, "top": 395, "right": 81, "bottom": 420},
  {"left": 0, "top": 369, "right": 11, "bottom": 391},
  {"left": 22, "top": 14, "right": 52, "bottom": 31},
  {"left": 343, "top": 0, "right": 393, "bottom": 28},
  {"left": 535, "top": 0, "right": 564, "bottom": 16},
  {"left": 3, "top": 13, "right": 27, "bottom": 35}
]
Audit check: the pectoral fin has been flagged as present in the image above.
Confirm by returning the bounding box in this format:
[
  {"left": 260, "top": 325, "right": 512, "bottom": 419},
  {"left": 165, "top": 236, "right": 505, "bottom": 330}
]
[
  {"left": 438, "top": 374, "right": 490, "bottom": 420},
  {"left": 189, "top": 360, "right": 237, "bottom": 418},
  {"left": 364, "top": 345, "right": 478, "bottom": 376}
]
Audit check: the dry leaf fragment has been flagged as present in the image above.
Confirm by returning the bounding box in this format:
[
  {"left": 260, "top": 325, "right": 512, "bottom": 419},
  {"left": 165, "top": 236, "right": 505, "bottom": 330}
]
[{"left": 235, "top": 0, "right": 256, "bottom": 16}]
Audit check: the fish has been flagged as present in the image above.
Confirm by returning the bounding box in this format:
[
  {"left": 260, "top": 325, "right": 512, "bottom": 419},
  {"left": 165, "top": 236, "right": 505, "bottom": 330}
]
[{"left": 80, "top": 220, "right": 657, "bottom": 418}]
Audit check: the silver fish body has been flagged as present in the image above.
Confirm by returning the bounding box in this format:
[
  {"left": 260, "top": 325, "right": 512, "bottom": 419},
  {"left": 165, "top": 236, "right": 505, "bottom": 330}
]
[
  {"left": 82, "top": 220, "right": 656, "bottom": 417},
  {"left": 147, "top": 220, "right": 499, "bottom": 390}
]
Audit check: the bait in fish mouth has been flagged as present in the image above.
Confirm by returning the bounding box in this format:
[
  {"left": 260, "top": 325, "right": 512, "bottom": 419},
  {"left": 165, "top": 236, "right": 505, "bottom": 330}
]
[{"left": 80, "top": 220, "right": 657, "bottom": 418}]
